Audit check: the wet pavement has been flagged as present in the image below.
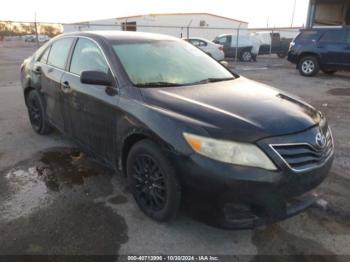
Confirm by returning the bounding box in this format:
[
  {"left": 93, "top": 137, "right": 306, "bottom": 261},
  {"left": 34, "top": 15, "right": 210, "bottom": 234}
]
[
  {"left": 0, "top": 43, "right": 350, "bottom": 259},
  {"left": 0, "top": 148, "right": 128, "bottom": 255}
]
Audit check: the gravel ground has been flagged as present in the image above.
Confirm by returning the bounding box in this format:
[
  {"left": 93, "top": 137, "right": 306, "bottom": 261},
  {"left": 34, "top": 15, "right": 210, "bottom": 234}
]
[{"left": 0, "top": 41, "right": 349, "bottom": 261}]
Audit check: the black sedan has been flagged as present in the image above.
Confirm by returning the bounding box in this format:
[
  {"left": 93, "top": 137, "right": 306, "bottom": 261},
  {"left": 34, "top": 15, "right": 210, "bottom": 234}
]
[{"left": 21, "top": 31, "right": 334, "bottom": 228}]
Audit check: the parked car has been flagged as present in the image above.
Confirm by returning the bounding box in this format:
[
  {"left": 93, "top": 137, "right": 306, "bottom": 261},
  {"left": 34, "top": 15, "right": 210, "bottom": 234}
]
[
  {"left": 184, "top": 37, "right": 225, "bottom": 61},
  {"left": 288, "top": 27, "right": 350, "bottom": 76},
  {"left": 252, "top": 32, "right": 293, "bottom": 58},
  {"left": 213, "top": 34, "right": 259, "bottom": 62},
  {"left": 21, "top": 31, "right": 334, "bottom": 228},
  {"left": 24, "top": 34, "right": 50, "bottom": 43}
]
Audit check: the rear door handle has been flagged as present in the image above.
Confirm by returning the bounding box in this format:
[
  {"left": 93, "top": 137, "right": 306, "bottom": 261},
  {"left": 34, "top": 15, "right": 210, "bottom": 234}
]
[
  {"left": 33, "top": 66, "right": 41, "bottom": 74},
  {"left": 61, "top": 81, "right": 71, "bottom": 93},
  {"left": 345, "top": 46, "right": 350, "bottom": 50}
]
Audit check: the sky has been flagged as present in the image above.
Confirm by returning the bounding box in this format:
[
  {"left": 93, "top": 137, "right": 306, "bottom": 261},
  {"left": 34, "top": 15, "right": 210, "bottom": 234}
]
[{"left": 0, "top": 0, "right": 310, "bottom": 28}]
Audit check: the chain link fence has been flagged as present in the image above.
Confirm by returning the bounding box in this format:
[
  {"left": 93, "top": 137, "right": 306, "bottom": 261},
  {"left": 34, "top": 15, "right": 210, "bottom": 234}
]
[{"left": 1, "top": 20, "right": 302, "bottom": 62}]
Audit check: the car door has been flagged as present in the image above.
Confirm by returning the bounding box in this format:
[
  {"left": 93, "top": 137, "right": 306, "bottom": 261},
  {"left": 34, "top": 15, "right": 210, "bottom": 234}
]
[
  {"left": 214, "top": 35, "right": 232, "bottom": 57},
  {"left": 61, "top": 37, "right": 119, "bottom": 162},
  {"left": 37, "top": 37, "right": 74, "bottom": 131},
  {"left": 317, "top": 29, "right": 346, "bottom": 66}
]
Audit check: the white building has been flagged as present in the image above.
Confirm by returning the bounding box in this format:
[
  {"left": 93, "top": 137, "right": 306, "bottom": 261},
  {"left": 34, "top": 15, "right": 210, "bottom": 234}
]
[{"left": 63, "top": 13, "right": 248, "bottom": 40}]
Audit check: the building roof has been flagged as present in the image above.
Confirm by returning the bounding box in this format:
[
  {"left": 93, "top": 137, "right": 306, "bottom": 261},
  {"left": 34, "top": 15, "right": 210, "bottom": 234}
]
[
  {"left": 117, "top": 13, "right": 248, "bottom": 24},
  {"left": 69, "top": 13, "right": 248, "bottom": 25}
]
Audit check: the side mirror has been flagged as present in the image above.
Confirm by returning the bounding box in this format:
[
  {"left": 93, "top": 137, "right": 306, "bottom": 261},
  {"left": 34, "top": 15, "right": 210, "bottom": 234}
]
[
  {"left": 80, "top": 70, "right": 113, "bottom": 86},
  {"left": 220, "top": 61, "right": 229, "bottom": 67}
]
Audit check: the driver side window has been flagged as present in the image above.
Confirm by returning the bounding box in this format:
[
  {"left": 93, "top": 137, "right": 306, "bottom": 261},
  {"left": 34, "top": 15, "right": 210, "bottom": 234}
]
[{"left": 70, "top": 38, "right": 109, "bottom": 76}]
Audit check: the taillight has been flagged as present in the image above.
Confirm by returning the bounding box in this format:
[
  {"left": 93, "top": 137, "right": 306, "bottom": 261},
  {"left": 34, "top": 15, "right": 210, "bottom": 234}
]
[{"left": 218, "top": 46, "right": 224, "bottom": 51}]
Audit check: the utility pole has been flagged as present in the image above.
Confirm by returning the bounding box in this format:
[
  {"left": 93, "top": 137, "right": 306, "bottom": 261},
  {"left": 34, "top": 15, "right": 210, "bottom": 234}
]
[
  {"left": 187, "top": 19, "right": 192, "bottom": 39},
  {"left": 235, "top": 22, "right": 242, "bottom": 63},
  {"left": 291, "top": 0, "right": 297, "bottom": 27},
  {"left": 34, "top": 12, "right": 39, "bottom": 48}
]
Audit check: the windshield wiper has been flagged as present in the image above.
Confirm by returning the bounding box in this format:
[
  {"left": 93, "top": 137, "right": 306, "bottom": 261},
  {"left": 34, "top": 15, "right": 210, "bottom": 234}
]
[
  {"left": 190, "top": 77, "right": 234, "bottom": 85},
  {"left": 134, "top": 82, "right": 184, "bottom": 87}
]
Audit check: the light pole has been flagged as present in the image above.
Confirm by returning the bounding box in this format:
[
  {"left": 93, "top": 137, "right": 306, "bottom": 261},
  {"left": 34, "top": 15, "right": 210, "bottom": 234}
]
[
  {"left": 34, "top": 12, "right": 39, "bottom": 48},
  {"left": 235, "top": 22, "right": 242, "bottom": 63},
  {"left": 291, "top": 0, "right": 297, "bottom": 27}
]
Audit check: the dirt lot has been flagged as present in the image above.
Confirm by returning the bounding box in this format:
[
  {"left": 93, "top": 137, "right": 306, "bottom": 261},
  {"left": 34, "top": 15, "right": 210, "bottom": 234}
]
[{"left": 0, "top": 41, "right": 350, "bottom": 260}]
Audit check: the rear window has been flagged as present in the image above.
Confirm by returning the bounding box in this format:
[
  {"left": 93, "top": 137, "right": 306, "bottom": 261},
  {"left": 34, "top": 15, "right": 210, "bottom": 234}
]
[
  {"left": 297, "top": 31, "right": 319, "bottom": 41},
  {"left": 319, "top": 30, "right": 345, "bottom": 43},
  {"left": 48, "top": 38, "right": 74, "bottom": 69}
]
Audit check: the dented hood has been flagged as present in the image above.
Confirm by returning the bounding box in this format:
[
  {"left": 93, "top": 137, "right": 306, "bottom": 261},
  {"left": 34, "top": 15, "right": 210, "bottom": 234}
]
[{"left": 140, "top": 77, "right": 320, "bottom": 142}]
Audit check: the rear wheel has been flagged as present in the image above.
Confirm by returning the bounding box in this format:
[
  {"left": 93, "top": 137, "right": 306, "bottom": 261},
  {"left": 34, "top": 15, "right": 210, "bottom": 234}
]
[
  {"left": 26, "top": 90, "right": 53, "bottom": 135},
  {"left": 322, "top": 69, "right": 337, "bottom": 75},
  {"left": 298, "top": 56, "right": 320, "bottom": 77},
  {"left": 127, "top": 139, "right": 181, "bottom": 222},
  {"left": 240, "top": 51, "right": 252, "bottom": 62}
]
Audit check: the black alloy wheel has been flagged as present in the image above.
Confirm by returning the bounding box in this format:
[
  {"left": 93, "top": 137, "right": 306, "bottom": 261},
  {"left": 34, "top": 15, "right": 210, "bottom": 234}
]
[
  {"left": 26, "top": 90, "right": 53, "bottom": 135},
  {"left": 27, "top": 93, "right": 42, "bottom": 132},
  {"left": 127, "top": 139, "right": 181, "bottom": 221},
  {"left": 133, "top": 154, "right": 167, "bottom": 212}
]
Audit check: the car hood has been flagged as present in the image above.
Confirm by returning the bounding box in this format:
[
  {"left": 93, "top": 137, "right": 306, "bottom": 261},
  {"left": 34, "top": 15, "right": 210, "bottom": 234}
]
[{"left": 140, "top": 77, "right": 321, "bottom": 142}]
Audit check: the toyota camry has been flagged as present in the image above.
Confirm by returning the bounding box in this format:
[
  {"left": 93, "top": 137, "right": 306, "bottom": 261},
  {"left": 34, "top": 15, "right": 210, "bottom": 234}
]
[{"left": 21, "top": 31, "right": 334, "bottom": 228}]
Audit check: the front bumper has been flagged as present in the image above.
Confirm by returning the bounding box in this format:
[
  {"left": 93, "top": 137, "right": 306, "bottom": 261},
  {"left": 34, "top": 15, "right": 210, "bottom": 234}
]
[
  {"left": 169, "top": 127, "right": 334, "bottom": 229},
  {"left": 287, "top": 50, "right": 298, "bottom": 64}
]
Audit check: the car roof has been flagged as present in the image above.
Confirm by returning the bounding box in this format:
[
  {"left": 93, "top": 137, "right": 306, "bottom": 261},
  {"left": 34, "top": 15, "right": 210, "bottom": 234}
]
[
  {"left": 301, "top": 27, "right": 349, "bottom": 32},
  {"left": 57, "top": 30, "right": 180, "bottom": 42}
]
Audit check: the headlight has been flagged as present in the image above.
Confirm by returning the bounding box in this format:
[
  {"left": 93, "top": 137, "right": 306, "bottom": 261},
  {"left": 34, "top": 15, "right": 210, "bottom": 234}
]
[{"left": 183, "top": 133, "right": 277, "bottom": 171}]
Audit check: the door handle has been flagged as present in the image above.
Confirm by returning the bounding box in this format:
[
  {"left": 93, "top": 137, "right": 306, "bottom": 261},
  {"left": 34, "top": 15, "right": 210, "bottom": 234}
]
[
  {"left": 33, "top": 66, "right": 41, "bottom": 74},
  {"left": 61, "top": 81, "right": 71, "bottom": 93},
  {"left": 345, "top": 46, "right": 350, "bottom": 50}
]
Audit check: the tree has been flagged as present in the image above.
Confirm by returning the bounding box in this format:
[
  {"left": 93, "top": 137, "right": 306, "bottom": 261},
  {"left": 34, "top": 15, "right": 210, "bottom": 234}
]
[{"left": 40, "top": 25, "right": 60, "bottom": 37}]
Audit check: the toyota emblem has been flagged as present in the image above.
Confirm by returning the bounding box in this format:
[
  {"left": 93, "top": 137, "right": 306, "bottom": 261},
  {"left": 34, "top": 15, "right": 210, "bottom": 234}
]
[{"left": 315, "top": 132, "right": 327, "bottom": 148}]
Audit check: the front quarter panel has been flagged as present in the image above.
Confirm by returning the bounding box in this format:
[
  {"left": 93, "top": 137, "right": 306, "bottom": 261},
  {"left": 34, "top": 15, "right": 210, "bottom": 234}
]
[{"left": 116, "top": 94, "right": 209, "bottom": 158}]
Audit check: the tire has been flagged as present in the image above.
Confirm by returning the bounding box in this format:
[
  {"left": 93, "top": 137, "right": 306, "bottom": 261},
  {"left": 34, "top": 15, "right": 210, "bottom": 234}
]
[
  {"left": 240, "top": 51, "right": 252, "bottom": 62},
  {"left": 127, "top": 139, "right": 181, "bottom": 222},
  {"left": 26, "top": 89, "right": 53, "bottom": 135},
  {"left": 322, "top": 69, "right": 337, "bottom": 75},
  {"left": 298, "top": 56, "right": 320, "bottom": 77}
]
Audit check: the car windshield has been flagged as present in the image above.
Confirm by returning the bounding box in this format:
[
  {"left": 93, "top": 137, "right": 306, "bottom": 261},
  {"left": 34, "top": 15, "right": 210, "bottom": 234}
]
[{"left": 112, "top": 40, "right": 234, "bottom": 87}]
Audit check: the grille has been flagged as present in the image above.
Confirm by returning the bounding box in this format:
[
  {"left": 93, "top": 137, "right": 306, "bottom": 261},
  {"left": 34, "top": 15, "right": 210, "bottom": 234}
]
[{"left": 271, "top": 130, "right": 333, "bottom": 172}]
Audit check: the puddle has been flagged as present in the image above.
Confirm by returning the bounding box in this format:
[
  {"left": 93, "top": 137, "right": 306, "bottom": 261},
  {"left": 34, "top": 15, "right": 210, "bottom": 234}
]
[
  {"left": 37, "top": 148, "right": 101, "bottom": 191},
  {"left": 327, "top": 88, "right": 350, "bottom": 96},
  {"left": 0, "top": 202, "right": 128, "bottom": 255},
  {"left": 5, "top": 148, "right": 103, "bottom": 193},
  {"left": 0, "top": 147, "right": 110, "bottom": 221},
  {"left": 0, "top": 147, "right": 129, "bottom": 255}
]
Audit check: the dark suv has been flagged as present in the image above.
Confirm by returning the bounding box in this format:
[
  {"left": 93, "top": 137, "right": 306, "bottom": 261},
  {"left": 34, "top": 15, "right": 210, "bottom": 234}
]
[{"left": 288, "top": 27, "right": 350, "bottom": 76}]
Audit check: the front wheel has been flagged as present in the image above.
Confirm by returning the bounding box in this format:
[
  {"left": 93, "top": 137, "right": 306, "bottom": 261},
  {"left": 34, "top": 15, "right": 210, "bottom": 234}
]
[
  {"left": 26, "top": 90, "right": 53, "bottom": 135},
  {"left": 127, "top": 139, "right": 181, "bottom": 222},
  {"left": 298, "top": 56, "right": 320, "bottom": 77}
]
